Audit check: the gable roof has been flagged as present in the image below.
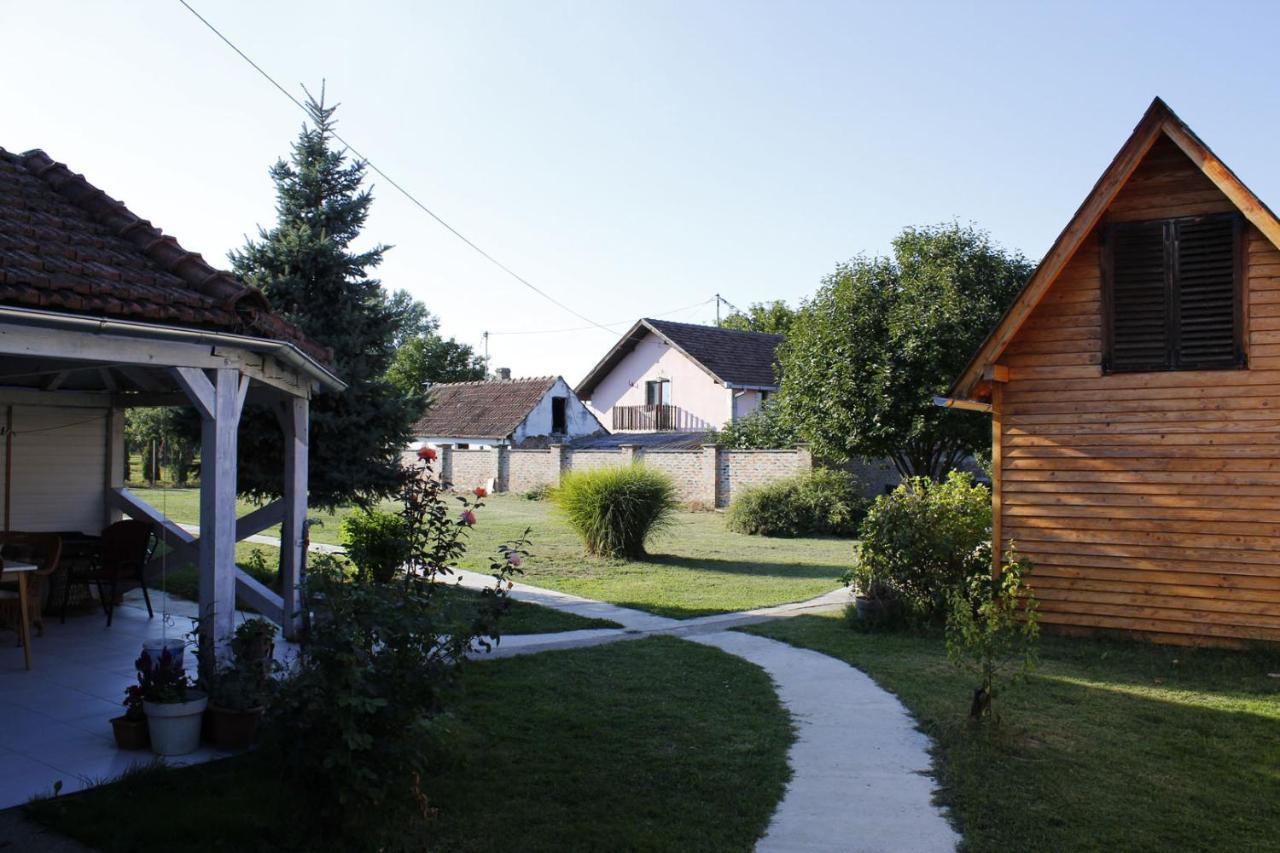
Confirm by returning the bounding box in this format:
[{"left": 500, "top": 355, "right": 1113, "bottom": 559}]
[
  {"left": 576, "top": 318, "right": 783, "bottom": 398},
  {"left": 411, "top": 376, "right": 559, "bottom": 439},
  {"left": 0, "top": 148, "right": 331, "bottom": 365},
  {"left": 948, "top": 97, "right": 1280, "bottom": 403}
]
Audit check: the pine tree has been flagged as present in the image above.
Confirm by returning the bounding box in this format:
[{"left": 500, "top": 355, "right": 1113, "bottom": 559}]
[{"left": 231, "top": 92, "right": 419, "bottom": 509}]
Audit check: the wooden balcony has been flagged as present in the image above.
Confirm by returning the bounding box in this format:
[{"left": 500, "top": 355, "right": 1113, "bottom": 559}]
[{"left": 612, "top": 404, "right": 682, "bottom": 432}]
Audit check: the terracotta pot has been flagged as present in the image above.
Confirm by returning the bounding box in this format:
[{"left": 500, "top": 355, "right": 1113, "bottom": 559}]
[
  {"left": 207, "top": 705, "right": 264, "bottom": 751},
  {"left": 110, "top": 715, "right": 149, "bottom": 750}
]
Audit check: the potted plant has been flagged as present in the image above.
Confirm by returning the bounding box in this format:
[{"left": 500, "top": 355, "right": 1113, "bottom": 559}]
[
  {"left": 110, "top": 683, "right": 149, "bottom": 750},
  {"left": 138, "top": 646, "right": 207, "bottom": 756},
  {"left": 204, "top": 618, "right": 278, "bottom": 750}
]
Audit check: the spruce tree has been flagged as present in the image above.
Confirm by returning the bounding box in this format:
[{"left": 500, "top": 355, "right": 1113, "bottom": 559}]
[{"left": 231, "top": 93, "right": 419, "bottom": 509}]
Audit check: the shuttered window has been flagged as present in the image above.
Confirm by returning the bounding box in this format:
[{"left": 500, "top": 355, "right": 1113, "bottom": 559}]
[{"left": 1104, "top": 213, "right": 1242, "bottom": 372}]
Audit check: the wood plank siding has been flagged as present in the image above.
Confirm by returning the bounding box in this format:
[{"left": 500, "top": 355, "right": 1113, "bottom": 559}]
[{"left": 998, "top": 136, "right": 1280, "bottom": 646}]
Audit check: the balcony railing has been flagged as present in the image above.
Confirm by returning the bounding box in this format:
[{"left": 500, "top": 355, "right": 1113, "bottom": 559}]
[{"left": 612, "top": 404, "right": 681, "bottom": 432}]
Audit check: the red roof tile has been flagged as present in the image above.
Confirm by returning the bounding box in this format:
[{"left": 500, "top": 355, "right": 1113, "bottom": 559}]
[
  {"left": 412, "top": 377, "right": 559, "bottom": 439},
  {"left": 0, "top": 148, "right": 331, "bottom": 364}
]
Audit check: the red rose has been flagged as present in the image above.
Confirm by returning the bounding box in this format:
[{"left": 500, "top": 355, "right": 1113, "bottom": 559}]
[
  {"left": 474, "top": 486, "right": 488, "bottom": 498},
  {"left": 417, "top": 446, "right": 437, "bottom": 461},
  {"left": 460, "top": 509, "right": 477, "bottom": 527}
]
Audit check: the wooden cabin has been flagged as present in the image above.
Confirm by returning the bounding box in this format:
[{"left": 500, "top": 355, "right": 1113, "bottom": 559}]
[{"left": 946, "top": 98, "right": 1280, "bottom": 646}]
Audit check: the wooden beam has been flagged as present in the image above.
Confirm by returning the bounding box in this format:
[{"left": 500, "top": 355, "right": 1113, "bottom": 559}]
[
  {"left": 0, "top": 386, "right": 112, "bottom": 408},
  {"left": 984, "top": 364, "right": 1010, "bottom": 383},
  {"left": 43, "top": 370, "right": 70, "bottom": 391},
  {"left": 276, "top": 396, "right": 309, "bottom": 640},
  {"left": 104, "top": 409, "right": 124, "bottom": 528},
  {"left": 234, "top": 568, "right": 284, "bottom": 624},
  {"left": 933, "top": 396, "right": 993, "bottom": 413},
  {"left": 171, "top": 367, "right": 215, "bottom": 419},
  {"left": 198, "top": 368, "right": 244, "bottom": 645},
  {"left": 991, "top": 382, "right": 1004, "bottom": 578}
]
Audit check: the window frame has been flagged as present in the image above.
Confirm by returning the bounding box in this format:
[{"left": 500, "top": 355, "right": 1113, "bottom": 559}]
[
  {"left": 644, "top": 379, "right": 670, "bottom": 407},
  {"left": 1101, "top": 211, "right": 1246, "bottom": 374}
]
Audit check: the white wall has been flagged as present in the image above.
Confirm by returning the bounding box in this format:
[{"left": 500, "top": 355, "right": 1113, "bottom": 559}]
[
  {"left": 0, "top": 404, "right": 109, "bottom": 534},
  {"left": 514, "top": 378, "right": 602, "bottom": 444},
  {"left": 585, "top": 331, "right": 730, "bottom": 432},
  {"left": 732, "top": 389, "right": 767, "bottom": 422}
]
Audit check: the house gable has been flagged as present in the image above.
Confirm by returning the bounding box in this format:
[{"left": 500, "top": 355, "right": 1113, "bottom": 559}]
[{"left": 950, "top": 98, "right": 1280, "bottom": 402}]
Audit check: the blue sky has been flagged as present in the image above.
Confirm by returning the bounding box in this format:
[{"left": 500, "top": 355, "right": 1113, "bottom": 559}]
[{"left": 6, "top": 1, "right": 1280, "bottom": 382}]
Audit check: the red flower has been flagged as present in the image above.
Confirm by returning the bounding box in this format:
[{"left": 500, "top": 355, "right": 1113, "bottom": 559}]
[
  {"left": 474, "top": 486, "right": 488, "bottom": 498},
  {"left": 417, "top": 446, "right": 437, "bottom": 461},
  {"left": 460, "top": 509, "right": 477, "bottom": 527}
]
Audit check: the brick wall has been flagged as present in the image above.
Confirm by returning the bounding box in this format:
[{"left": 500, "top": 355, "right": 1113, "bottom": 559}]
[
  {"left": 637, "top": 450, "right": 707, "bottom": 504},
  {"left": 409, "top": 443, "right": 817, "bottom": 506},
  {"left": 717, "top": 447, "right": 812, "bottom": 507},
  {"left": 449, "top": 448, "right": 500, "bottom": 491}
]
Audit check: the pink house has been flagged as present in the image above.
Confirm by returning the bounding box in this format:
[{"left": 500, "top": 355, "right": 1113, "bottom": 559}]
[{"left": 576, "top": 319, "right": 782, "bottom": 434}]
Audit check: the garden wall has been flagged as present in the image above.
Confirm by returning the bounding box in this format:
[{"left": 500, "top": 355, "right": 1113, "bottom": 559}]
[{"left": 425, "top": 442, "right": 812, "bottom": 507}]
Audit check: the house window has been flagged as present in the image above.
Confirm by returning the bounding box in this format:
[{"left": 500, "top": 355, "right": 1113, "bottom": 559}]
[
  {"left": 1104, "top": 213, "right": 1243, "bottom": 372},
  {"left": 645, "top": 379, "right": 670, "bottom": 407},
  {"left": 551, "top": 396, "right": 567, "bottom": 434}
]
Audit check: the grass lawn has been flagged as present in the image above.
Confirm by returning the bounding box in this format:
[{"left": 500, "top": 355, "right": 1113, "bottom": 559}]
[
  {"left": 27, "top": 636, "right": 791, "bottom": 852},
  {"left": 743, "top": 612, "right": 1280, "bottom": 852},
  {"left": 131, "top": 488, "right": 852, "bottom": 620}
]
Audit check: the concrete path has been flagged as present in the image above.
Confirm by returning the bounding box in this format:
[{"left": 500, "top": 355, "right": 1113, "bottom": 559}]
[{"left": 455, "top": 569, "right": 959, "bottom": 852}]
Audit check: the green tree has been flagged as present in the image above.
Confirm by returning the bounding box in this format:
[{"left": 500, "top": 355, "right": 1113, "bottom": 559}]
[
  {"left": 126, "top": 408, "right": 198, "bottom": 485},
  {"left": 230, "top": 93, "right": 419, "bottom": 509},
  {"left": 779, "top": 223, "right": 1030, "bottom": 479},
  {"left": 719, "top": 300, "right": 796, "bottom": 335},
  {"left": 711, "top": 401, "right": 798, "bottom": 449},
  {"left": 382, "top": 296, "right": 487, "bottom": 396}
]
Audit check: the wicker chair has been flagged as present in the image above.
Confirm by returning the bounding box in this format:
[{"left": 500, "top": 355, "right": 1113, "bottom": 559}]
[
  {"left": 60, "top": 520, "right": 156, "bottom": 627},
  {"left": 0, "top": 532, "right": 63, "bottom": 640}
]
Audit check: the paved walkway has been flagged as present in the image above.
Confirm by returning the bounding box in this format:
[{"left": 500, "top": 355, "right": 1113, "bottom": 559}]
[{"left": 453, "top": 569, "right": 959, "bottom": 853}]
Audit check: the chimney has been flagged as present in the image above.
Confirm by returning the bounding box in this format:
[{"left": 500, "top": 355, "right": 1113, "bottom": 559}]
[{"left": 496, "top": 367, "right": 512, "bottom": 381}]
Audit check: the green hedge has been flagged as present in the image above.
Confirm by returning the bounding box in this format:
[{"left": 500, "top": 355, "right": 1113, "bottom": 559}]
[{"left": 726, "top": 468, "right": 867, "bottom": 537}]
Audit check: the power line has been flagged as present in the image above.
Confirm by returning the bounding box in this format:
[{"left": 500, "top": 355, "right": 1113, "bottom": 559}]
[
  {"left": 486, "top": 297, "right": 716, "bottom": 336},
  {"left": 176, "top": 0, "right": 614, "bottom": 333}
]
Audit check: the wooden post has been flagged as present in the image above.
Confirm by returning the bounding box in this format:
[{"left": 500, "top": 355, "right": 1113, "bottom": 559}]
[
  {"left": 104, "top": 407, "right": 125, "bottom": 528},
  {"left": 180, "top": 368, "right": 248, "bottom": 646},
  {"left": 277, "top": 396, "right": 309, "bottom": 640},
  {"left": 991, "top": 380, "right": 1005, "bottom": 578}
]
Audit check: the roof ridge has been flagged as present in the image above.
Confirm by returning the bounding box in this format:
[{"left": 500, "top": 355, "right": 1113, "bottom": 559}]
[
  {"left": 13, "top": 149, "right": 332, "bottom": 365},
  {"left": 431, "top": 375, "right": 559, "bottom": 388},
  {"left": 644, "top": 317, "right": 784, "bottom": 339}
]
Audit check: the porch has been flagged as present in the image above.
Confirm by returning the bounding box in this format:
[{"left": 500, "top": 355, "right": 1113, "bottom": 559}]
[{"left": 0, "top": 589, "right": 294, "bottom": 809}]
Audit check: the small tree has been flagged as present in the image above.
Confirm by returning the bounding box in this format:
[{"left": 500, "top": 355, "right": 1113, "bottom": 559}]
[
  {"left": 711, "top": 401, "right": 799, "bottom": 449},
  {"left": 945, "top": 548, "right": 1039, "bottom": 722},
  {"left": 779, "top": 223, "right": 1030, "bottom": 479}
]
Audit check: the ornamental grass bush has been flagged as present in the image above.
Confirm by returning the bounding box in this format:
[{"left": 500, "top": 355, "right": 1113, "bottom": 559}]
[
  {"left": 845, "top": 470, "right": 991, "bottom": 622},
  {"left": 554, "top": 465, "right": 678, "bottom": 559},
  {"left": 726, "top": 468, "right": 867, "bottom": 537}
]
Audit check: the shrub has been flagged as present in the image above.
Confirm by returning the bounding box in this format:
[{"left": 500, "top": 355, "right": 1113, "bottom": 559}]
[
  {"left": 341, "top": 508, "right": 411, "bottom": 583},
  {"left": 554, "top": 465, "right": 677, "bottom": 558},
  {"left": 710, "top": 401, "right": 799, "bottom": 449},
  {"left": 266, "top": 454, "right": 530, "bottom": 847},
  {"left": 726, "top": 468, "right": 866, "bottom": 537},
  {"left": 945, "top": 548, "right": 1039, "bottom": 721},
  {"left": 846, "top": 471, "right": 991, "bottom": 621},
  {"left": 523, "top": 482, "right": 552, "bottom": 501}
]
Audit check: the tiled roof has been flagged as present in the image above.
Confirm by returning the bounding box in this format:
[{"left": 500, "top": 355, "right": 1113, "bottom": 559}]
[
  {"left": 411, "top": 376, "right": 558, "bottom": 439},
  {"left": 576, "top": 318, "right": 783, "bottom": 398},
  {"left": 0, "top": 148, "right": 331, "bottom": 364}
]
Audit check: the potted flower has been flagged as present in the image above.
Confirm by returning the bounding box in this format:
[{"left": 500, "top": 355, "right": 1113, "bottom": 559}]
[
  {"left": 204, "top": 618, "right": 278, "bottom": 750},
  {"left": 110, "top": 683, "right": 149, "bottom": 750},
  {"left": 138, "top": 646, "right": 207, "bottom": 756}
]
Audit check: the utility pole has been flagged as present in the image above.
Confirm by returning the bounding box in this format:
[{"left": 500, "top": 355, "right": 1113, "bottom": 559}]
[
  {"left": 715, "top": 293, "right": 721, "bottom": 326},
  {"left": 482, "top": 330, "right": 489, "bottom": 363}
]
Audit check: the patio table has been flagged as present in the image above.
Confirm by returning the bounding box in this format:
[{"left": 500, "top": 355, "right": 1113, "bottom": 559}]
[{"left": 2, "top": 560, "right": 37, "bottom": 670}]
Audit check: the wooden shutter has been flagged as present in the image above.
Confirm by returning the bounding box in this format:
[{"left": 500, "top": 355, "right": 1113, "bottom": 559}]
[
  {"left": 1174, "top": 215, "right": 1239, "bottom": 368},
  {"left": 1108, "top": 221, "right": 1170, "bottom": 372}
]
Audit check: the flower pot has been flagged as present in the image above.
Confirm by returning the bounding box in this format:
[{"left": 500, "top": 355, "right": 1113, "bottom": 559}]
[
  {"left": 110, "top": 715, "right": 149, "bottom": 750},
  {"left": 144, "top": 692, "right": 208, "bottom": 756},
  {"left": 207, "top": 705, "right": 264, "bottom": 751},
  {"left": 854, "top": 595, "right": 886, "bottom": 622}
]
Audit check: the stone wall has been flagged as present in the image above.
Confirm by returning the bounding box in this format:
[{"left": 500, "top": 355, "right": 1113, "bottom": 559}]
[{"left": 422, "top": 442, "right": 814, "bottom": 507}]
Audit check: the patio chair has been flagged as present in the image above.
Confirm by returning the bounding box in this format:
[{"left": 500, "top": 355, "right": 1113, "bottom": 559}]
[
  {"left": 0, "top": 532, "right": 63, "bottom": 640},
  {"left": 60, "top": 520, "right": 156, "bottom": 627}
]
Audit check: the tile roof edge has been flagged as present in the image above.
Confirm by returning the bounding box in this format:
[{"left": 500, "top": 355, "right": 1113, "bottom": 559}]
[{"left": 15, "top": 148, "right": 333, "bottom": 366}]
